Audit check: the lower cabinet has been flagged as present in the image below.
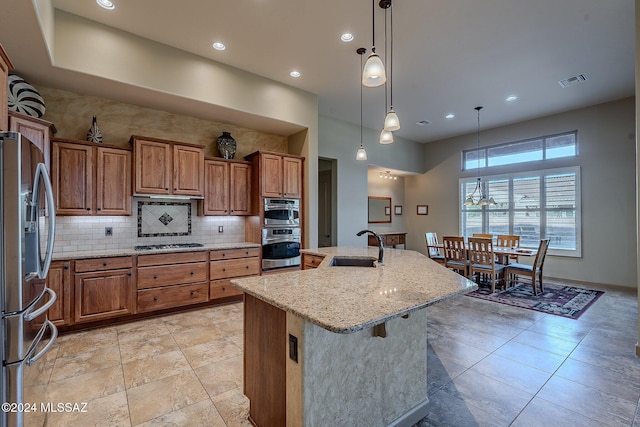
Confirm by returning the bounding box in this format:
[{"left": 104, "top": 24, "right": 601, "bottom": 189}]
[
  {"left": 137, "top": 251, "right": 209, "bottom": 313},
  {"left": 302, "top": 253, "right": 325, "bottom": 270},
  {"left": 210, "top": 247, "right": 260, "bottom": 301},
  {"left": 46, "top": 261, "right": 72, "bottom": 326},
  {"left": 74, "top": 257, "right": 134, "bottom": 323}
]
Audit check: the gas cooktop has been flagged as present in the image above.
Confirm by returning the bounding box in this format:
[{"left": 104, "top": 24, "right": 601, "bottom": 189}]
[{"left": 134, "top": 243, "right": 204, "bottom": 251}]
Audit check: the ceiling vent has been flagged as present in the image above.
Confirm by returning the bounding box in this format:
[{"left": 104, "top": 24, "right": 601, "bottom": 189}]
[
  {"left": 558, "top": 74, "right": 588, "bottom": 88},
  {"left": 416, "top": 120, "right": 431, "bottom": 126}
]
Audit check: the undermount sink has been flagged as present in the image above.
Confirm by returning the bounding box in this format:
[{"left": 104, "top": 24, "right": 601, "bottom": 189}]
[{"left": 329, "top": 256, "right": 376, "bottom": 267}]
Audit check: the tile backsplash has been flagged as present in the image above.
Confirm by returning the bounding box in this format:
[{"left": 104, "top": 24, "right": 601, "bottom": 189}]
[
  {"left": 52, "top": 199, "right": 245, "bottom": 254},
  {"left": 138, "top": 201, "right": 191, "bottom": 237}
]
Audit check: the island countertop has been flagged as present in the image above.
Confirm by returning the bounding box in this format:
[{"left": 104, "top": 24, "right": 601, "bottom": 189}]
[{"left": 231, "top": 246, "right": 477, "bottom": 334}]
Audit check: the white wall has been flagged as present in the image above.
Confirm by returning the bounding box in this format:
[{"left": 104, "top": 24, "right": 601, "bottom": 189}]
[
  {"left": 367, "top": 168, "right": 406, "bottom": 234},
  {"left": 406, "top": 97, "right": 636, "bottom": 288},
  {"left": 318, "top": 115, "right": 424, "bottom": 247}
]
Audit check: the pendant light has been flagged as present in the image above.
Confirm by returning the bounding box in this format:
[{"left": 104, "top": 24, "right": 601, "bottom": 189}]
[
  {"left": 464, "top": 106, "right": 496, "bottom": 206},
  {"left": 356, "top": 48, "right": 368, "bottom": 161},
  {"left": 378, "top": 1, "right": 393, "bottom": 144},
  {"left": 383, "top": 0, "right": 400, "bottom": 131},
  {"left": 362, "top": 0, "right": 386, "bottom": 87}
]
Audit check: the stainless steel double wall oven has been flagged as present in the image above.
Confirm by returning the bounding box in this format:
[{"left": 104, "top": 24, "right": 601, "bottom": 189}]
[{"left": 261, "top": 198, "right": 301, "bottom": 270}]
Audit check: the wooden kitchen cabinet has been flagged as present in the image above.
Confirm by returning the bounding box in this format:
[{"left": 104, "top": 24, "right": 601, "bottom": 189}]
[
  {"left": 9, "top": 111, "right": 56, "bottom": 172},
  {"left": 132, "top": 135, "right": 204, "bottom": 197},
  {"left": 51, "top": 138, "right": 131, "bottom": 216},
  {"left": 245, "top": 151, "right": 303, "bottom": 199},
  {"left": 368, "top": 232, "right": 407, "bottom": 248},
  {"left": 302, "top": 253, "right": 325, "bottom": 270},
  {"left": 74, "top": 257, "right": 134, "bottom": 323},
  {"left": 209, "top": 247, "right": 260, "bottom": 301},
  {"left": 136, "top": 251, "right": 209, "bottom": 312},
  {"left": 0, "top": 44, "right": 13, "bottom": 132},
  {"left": 45, "top": 261, "right": 72, "bottom": 326},
  {"left": 200, "top": 159, "right": 251, "bottom": 216}
]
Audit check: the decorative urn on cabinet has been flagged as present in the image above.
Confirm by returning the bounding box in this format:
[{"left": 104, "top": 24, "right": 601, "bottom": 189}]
[{"left": 216, "top": 131, "right": 236, "bottom": 159}]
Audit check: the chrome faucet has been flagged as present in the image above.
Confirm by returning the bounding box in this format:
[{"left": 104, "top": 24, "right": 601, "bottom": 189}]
[{"left": 356, "top": 229, "right": 384, "bottom": 264}]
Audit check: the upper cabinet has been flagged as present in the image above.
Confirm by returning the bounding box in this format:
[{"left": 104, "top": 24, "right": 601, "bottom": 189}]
[
  {"left": 51, "top": 138, "right": 131, "bottom": 216},
  {"left": 9, "top": 111, "right": 56, "bottom": 172},
  {"left": 132, "top": 135, "right": 204, "bottom": 197},
  {"left": 0, "top": 44, "right": 13, "bottom": 132},
  {"left": 246, "top": 151, "right": 303, "bottom": 199},
  {"left": 200, "top": 159, "right": 251, "bottom": 216}
]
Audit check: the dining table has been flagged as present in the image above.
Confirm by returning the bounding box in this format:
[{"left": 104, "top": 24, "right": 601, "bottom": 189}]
[{"left": 433, "top": 243, "right": 538, "bottom": 264}]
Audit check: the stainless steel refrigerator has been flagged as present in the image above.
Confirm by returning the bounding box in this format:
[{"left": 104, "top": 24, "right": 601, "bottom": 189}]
[{"left": 1, "top": 132, "right": 58, "bottom": 427}]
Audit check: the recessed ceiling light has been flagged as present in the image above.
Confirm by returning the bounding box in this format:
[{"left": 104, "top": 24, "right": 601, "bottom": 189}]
[
  {"left": 96, "top": 0, "right": 115, "bottom": 10},
  {"left": 290, "top": 71, "right": 301, "bottom": 78},
  {"left": 212, "top": 42, "right": 226, "bottom": 51},
  {"left": 445, "top": 113, "right": 455, "bottom": 119},
  {"left": 341, "top": 33, "right": 354, "bottom": 42},
  {"left": 506, "top": 95, "right": 518, "bottom": 102}
]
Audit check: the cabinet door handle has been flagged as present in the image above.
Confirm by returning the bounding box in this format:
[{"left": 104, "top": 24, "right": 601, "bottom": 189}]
[
  {"left": 97, "top": 208, "right": 102, "bottom": 211},
  {"left": 127, "top": 272, "right": 132, "bottom": 277},
  {"left": 190, "top": 291, "right": 195, "bottom": 296},
  {"left": 153, "top": 296, "right": 158, "bottom": 301},
  {"left": 190, "top": 271, "right": 194, "bottom": 275},
  {"left": 103, "top": 262, "right": 107, "bottom": 267},
  {"left": 165, "top": 188, "right": 169, "bottom": 190},
  {"left": 64, "top": 266, "right": 69, "bottom": 270},
  {"left": 245, "top": 265, "right": 249, "bottom": 269},
  {"left": 153, "top": 275, "right": 158, "bottom": 279},
  {"left": 222, "top": 268, "right": 226, "bottom": 272},
  {"left": 86, "top": 208, "right": 91, "bottom": 211},
  {"left": 222, "top": 287, "right": 226, "bottom": 291}
]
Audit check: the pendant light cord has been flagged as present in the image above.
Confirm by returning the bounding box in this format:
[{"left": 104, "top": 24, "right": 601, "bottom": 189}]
[
  {"left": 384, "top": 6, "right": 388, "bottom": 111},
  {"left": 389, "top": 2, "right": 394, "bottom": 108},
  {"left": 371, "top": 0, "right": 376, "bottom": 52},
  {"left": 361, "top": 53, "right": 364, "bottom": 145}
]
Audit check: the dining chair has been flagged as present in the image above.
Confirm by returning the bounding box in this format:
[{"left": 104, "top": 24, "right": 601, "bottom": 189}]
[
  {"left": 424, "top": 232, "right": 445, "bottom": 265},
  {"left": 496, "top": 234, "right": 521, "bottom": 264},
  {"left": 468, "top": 237, "right": 505, "bottom": 293},
  {"left": 504, "top": 239, "right": 550, "bottom": 296},
  {"left": 442, "top": 236, "right": 468, "bottom": 277}
]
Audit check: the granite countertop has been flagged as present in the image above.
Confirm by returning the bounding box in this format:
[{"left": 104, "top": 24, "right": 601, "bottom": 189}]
[
  {"left": 231, "top": 246, "right": 477, "bottom": 334},
  {"left": 52, "top": 242, "right": 261, "bottom": 261}
]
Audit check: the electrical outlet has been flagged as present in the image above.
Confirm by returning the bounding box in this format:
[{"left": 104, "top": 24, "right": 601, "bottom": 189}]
[
  {"left": 218, "top": 226, "right": 224, "bottom": 233},
  {"left": 105, "top": 227, "right": 113, "bottom": 236}
]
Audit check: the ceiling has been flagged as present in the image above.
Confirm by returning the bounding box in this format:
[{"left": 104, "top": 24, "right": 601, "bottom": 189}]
[{"left": 3, "top": 0, "right": 636, "bottom": 143}]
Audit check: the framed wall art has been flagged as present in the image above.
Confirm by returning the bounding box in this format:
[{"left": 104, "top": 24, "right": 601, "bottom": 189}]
[{"left": 417, "top": 205, "right": 428, "bottom": 215}]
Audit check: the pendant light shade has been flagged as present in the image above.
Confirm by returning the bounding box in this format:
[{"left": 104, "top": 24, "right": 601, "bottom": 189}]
[
  {"left": 383, "top": 107, "right": 400, "bottom": 131},
  {"left": 356, "top": 145, "right": 368, "bottom": 160},
  {"left": 362, "top": 0, "right": 386, "bottom": 88},
  {"left": 362, "top": 52, "right": 386, "bottom": 87},
  {"left": 379, "top": 128, "right": 394, "bottom": 144}
]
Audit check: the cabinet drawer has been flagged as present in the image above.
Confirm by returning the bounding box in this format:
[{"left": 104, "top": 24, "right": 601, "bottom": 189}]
[
  {"left": 137, "top": 262, "right": 208, "bottom": 289},
  {"left": 302, "top": 253, "right": 325, "bottom": 269},
  {"left": 137, "top": 282, "right": 208, "bottom": 313},
  {"left": 210, "top": 257, "right": 260, "bottom": 279},
  {"left": 210, "top": 247, "right": 260, "bottom": 261},
  {"left": 209, "top": 279, "right": 244, "bottom": 300},
  {"left": 137, "top": 251, "right": 207, "bottom": 267},
  {"left": 75, "top": 256, "right": 133, "bottom": 273}
]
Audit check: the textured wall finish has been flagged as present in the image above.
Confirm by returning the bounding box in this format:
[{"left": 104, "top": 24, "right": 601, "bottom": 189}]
[{"left": 36, "top": 85, "right": 288, "bottom": 158}]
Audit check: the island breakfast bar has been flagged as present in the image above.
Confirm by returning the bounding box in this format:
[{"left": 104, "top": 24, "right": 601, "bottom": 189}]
[{"left": 231, "top": 247, "right": 477, "bottom": 427}]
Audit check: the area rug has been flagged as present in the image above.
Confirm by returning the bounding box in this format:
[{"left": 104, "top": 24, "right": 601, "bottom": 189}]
[{"left": 465, "top": 282, "right": 604, "bottom": 319}]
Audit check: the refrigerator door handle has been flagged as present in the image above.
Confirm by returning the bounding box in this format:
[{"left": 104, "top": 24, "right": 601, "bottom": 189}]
[
  {"left": 27, "top": 319, "right": 58, "bottom": 366},
  {"left": 23, "top": 287, "right": 57, "bottom": 321},
  {"left": 32, "top": 162, "right": 56, "bottom": 279}
]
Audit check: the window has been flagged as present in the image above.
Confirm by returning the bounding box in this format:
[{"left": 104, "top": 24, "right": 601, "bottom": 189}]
[
  {"left": 463, "top": 131, "right": 577, "bottom": 170},
  {"left": 460, "top": 167, "right": 581, "bottom": 257}
]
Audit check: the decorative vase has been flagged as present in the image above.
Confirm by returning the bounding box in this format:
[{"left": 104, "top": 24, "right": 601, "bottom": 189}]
[
  {"left": 86, "top": 116, "right": 103, "bottom": 143},
  {"left": 216, "top": 131, "right": 236, "bottom": 159}
]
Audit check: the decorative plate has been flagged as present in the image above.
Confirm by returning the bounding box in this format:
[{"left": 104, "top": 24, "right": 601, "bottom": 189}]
[{"left": 7, "top": 74, "right": 46, "bottom": 118}]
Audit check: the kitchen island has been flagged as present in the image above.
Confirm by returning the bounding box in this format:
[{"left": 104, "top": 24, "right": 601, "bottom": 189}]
[{"left": 231, "top": 246, "right": 477, "bottom": 427}]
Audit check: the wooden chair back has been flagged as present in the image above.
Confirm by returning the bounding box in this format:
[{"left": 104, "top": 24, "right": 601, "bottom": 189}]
[
  {"left": 424, "top": 232, "right": 444, "bottom": 261},
  {"left": 468, "top": 237, "right": 494, "bottom": 266},
  {"left": 442, "top": 236, "right": 467, "bottom": 275},
  {"left": 497, "top": 234, "right": 520, "bottom": 248},
  {"left": 473, "top": 233, "right": 493, "bottom": 241},
  {"left": 534, "top": 239, "right": 550, "bottom": 273}
]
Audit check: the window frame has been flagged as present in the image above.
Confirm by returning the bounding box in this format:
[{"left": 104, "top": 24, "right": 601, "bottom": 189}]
[
  {"left": 463, "top": 130, "right": 578, "bottom": 171},
  {"left": 459, "top": 166, "right": 581, "bottom": 257}
]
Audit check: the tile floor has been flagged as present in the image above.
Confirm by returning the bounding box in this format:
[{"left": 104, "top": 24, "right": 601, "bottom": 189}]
[{"left": 35, "top": 283, "right": 639, "bottom": 426}]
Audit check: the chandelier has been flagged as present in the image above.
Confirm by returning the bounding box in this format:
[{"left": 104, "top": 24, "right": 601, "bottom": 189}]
[{"left": 464, "top": 106, "right": 496, "bottom": 206}]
